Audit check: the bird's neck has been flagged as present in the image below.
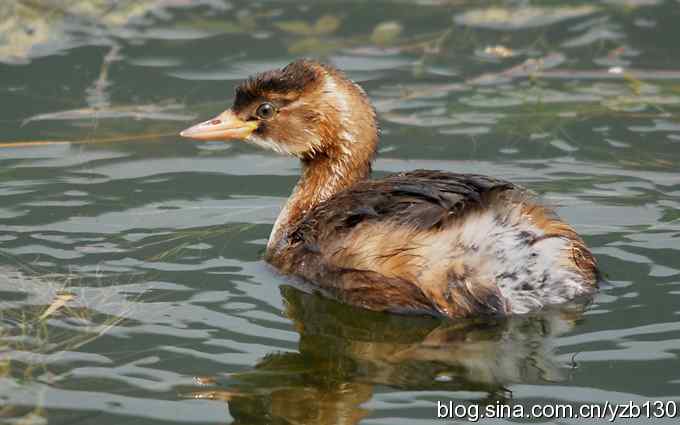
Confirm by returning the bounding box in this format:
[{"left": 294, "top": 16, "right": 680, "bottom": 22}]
[
  {"left": 266, "top": 72, "right": 379, "bottom": 254},
  {"left": 267, "top": 138, "right": 375, "bottom": 254}
]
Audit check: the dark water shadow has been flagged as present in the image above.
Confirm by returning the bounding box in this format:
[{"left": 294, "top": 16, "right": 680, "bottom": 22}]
[{"left": 185, "top": 285, "right": 590, "bottom": 425}]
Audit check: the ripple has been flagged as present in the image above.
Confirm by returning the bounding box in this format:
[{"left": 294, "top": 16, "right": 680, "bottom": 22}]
[
  {"left": 455, "top": 6, "right": 597, "bottom": 30},
  {"left": 168, "top": 59, "right": 292, "bottom": 81}
]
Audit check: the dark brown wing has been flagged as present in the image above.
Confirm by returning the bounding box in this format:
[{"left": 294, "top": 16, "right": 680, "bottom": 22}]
[{"left": 292, "top": 170, "right": 518, "bottom": 244}]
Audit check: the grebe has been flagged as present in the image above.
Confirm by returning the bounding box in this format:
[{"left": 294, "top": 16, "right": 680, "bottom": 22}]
[{"left": 180, "top": 59, "right": 598, "bottom": 318}]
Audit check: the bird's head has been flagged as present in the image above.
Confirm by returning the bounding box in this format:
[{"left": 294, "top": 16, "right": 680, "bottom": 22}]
[{"left": 180, "top": 59, "right": 378, "bottom": 160}]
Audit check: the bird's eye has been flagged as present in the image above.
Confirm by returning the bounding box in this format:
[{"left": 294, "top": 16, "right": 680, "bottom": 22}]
[{"left": 255, "top": 102, "right": 276, "bottom": 120}]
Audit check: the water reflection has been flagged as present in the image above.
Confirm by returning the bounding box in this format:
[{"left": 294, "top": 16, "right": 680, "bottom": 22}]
[{"left": 190, "top": 285, "right": 588, "bottom": 425}]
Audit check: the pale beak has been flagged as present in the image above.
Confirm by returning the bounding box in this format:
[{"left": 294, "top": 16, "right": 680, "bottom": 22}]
[{"left": 179, "top": 109, "right": 258, "bottom": 141}]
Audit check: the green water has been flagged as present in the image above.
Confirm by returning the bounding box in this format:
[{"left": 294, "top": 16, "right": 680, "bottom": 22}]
[{"left": 1, "top": 1, "right": 679, "bottom": 424}]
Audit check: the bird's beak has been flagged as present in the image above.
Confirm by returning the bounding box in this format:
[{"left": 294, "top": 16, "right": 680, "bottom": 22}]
[{"left": 179, "top": 109, "right": 258, "bottom": 141}]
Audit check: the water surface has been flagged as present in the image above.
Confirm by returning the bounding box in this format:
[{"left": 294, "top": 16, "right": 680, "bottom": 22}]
[{"left": 1, "top": 1, "right": 680, "bottom": 424}]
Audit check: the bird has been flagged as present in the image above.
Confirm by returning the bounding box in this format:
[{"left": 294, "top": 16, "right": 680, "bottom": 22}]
[{"left": 180, "top": 59, "right": 599, "bottom": 319}]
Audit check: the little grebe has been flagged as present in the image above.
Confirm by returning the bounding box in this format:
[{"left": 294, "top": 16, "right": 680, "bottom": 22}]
[{"left": 180, "top": 59, "right": 599, "bottom": 318}]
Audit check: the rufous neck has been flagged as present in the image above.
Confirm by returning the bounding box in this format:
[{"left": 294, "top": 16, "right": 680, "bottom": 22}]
[
  {"left": 266, "top": 71, "right": 378, "bottom": 253},
  {"left": 267, "top": 146, "right": 373, "bottom": 253}
]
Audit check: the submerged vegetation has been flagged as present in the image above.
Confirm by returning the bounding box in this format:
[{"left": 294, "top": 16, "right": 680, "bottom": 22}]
[
  {"left": 0, "top": 264, "right": 133, "bottom": 422},
  {"left": 0, "top": 219, "right": 260, "bottom": 423}
]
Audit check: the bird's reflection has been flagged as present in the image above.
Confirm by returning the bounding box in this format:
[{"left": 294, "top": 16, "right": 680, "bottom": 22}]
[{"left": 189, "top": 285, "right": 589, "bottom": 425}]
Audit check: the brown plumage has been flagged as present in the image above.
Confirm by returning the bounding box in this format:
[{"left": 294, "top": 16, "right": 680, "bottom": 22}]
[{"left": 180, "top": 59, "right": 599, "bottom": 318}]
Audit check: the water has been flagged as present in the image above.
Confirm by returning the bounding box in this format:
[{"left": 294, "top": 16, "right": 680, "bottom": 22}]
[{"left": 1, "top": 1, "right": 679, "bottom": 424}]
